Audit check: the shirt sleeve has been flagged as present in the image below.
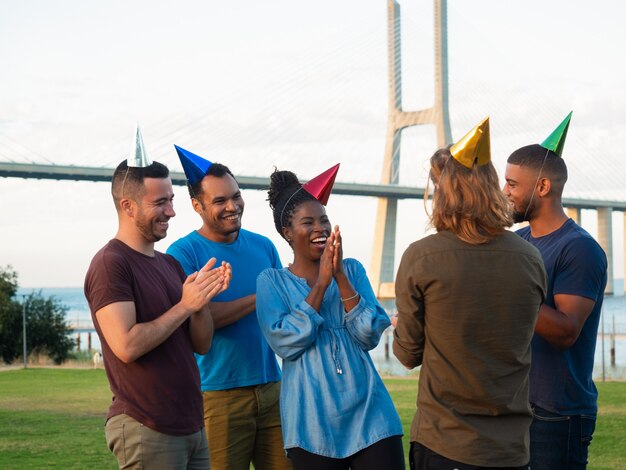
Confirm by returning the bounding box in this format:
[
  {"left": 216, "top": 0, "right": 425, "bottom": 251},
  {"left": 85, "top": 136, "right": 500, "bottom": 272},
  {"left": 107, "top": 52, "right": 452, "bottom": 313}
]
[
  {"left": 166, "top": 240, "right": 197, "bottom": 276},
  {"left": 392, "top": 247, "right": 425, "bottom": 369},
  {"left": 85, "top": 248, "right": 135, "bottom": 314},
  {"left": 553, "top": 236, "right": 607, "bottom": 302},
  {"left": 268, "top": 239, "right": 283, "bottom": 269},
  {"left": 343, "top": 259, "right": 391, "bottom": 351},
  {"left": 256, "top": 269, "right": 324, "bottom": 361}
]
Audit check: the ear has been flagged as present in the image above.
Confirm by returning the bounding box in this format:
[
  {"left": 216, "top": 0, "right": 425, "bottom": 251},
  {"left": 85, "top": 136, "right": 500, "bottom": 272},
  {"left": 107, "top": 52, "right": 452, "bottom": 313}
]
[
  {"left": 537, "top": 177, "right": 551, "bottom": 197},
  {"left": 282, "top": 226, "right": 293, "bottom": 244},
  {"left": 191, "top": 198, "right": 203, "bottom": 215},
  {"left": 120, "top": 198, "right": 134, "bottom": 217}
]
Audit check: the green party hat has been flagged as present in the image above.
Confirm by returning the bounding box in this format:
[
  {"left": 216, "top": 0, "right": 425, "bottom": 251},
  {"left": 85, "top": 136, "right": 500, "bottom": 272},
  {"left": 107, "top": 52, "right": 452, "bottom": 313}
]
[{"left": 540, "top": 111, "right": 572, "bottom": 157}]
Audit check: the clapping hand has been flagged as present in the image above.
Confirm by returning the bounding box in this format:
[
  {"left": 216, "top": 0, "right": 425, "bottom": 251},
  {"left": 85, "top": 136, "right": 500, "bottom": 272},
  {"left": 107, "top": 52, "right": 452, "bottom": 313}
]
[
  {"left": 331, "top": 225, "right": 345, "bottom": 280},
  {"left": 181, "top": 257, "right": 229, "bottom": 313},
  {"left": 318, "top": 231, "right": 336, "bottom": 288}
]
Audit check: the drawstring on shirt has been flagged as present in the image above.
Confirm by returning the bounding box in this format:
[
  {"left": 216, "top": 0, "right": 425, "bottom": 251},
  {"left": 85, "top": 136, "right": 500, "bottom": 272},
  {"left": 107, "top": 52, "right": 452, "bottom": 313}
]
[{"left": 329, "top": 328, "right": 343, "bottom": 375}]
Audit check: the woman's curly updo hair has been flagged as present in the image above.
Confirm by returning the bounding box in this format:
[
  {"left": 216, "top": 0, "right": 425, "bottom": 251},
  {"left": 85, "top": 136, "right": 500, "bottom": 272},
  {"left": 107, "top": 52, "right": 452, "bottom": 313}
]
[{"left": 268, "top": 169, "right": 317, "bottom": 239}]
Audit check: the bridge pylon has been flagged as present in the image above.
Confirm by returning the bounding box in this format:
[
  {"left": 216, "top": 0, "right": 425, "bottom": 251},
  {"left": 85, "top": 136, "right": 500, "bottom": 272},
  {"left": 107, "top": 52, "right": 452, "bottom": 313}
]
[{"left": 371, "top": 0, "right": 453, "bottom": 298}]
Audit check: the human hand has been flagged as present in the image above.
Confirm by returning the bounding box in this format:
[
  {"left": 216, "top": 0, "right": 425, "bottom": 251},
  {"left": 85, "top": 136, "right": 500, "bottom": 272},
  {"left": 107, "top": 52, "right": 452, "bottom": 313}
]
[
  {"left": 220, "top": 261, "right": 232, "bottom": 293},
  {"left": 181, "top": 257, "right": 226, "bottom": 313},
  {"left": 331, "top": 225, "right": 345, "bottom": 280},
  {"left": 317, "top": 231, "right": 336, "bottom": 288}
]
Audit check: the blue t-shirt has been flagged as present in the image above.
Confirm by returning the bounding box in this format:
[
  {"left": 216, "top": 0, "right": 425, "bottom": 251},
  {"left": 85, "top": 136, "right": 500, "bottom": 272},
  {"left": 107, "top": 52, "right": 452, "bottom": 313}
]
[
  {"left": 167, "top": 228, "right": 282, "bottom": 390},
  {"left": 518, "top": 219, "right": 607, "bottom": 414}
]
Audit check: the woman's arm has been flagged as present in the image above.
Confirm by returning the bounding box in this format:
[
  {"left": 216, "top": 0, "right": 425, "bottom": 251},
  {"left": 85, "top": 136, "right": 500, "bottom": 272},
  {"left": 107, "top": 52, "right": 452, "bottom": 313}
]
[
  {"left": 342, "top": 260, "right": 392, "bottom": 351},
  {"left": 256, "top": 270, "right": 324, "bottom": 361}
]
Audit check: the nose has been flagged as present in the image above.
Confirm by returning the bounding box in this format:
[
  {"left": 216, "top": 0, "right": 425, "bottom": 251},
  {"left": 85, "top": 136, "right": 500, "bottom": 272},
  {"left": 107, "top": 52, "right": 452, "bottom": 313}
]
[
  {"left": 314, "top": 220, "right": 329, "bottom": 233},
  {"left": 502, "top": 183, "right": 510, "bottom": 196},
  {"left": 165, "top": 201, "right": 176, "bottom": 218},
  {"left": 225, "top": 199, "right": 237, "bottom": 211}
]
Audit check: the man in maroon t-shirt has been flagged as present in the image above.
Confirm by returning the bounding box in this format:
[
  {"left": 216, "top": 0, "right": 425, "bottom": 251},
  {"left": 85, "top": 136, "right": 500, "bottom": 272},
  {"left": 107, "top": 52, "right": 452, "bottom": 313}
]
[{"left": 84, "top": 159, "right": 231, "bottom": 469}]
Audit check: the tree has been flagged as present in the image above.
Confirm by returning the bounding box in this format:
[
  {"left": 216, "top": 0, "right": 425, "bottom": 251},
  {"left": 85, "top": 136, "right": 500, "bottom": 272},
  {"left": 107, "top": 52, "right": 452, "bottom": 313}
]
[{"left": 0, "top": 265, "right": 74, "bottom": 364}]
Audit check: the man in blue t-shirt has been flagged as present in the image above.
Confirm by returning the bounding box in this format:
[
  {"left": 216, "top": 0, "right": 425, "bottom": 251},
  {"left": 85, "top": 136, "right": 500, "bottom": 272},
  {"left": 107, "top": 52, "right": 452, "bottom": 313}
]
[
  {"left": 504, "top": 143, "right": 607, "bottom": 469},
  {"left": 167, "top": 154, "right": 290, "bottom": 470}
]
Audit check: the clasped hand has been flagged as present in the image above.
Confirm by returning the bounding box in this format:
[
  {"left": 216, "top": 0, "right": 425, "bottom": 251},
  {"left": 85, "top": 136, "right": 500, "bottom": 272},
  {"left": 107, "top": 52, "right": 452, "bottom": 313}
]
[
  {"left": 181, "top": 257, "right": 232, "bottom": 314},
  {"left": 318, "top": 225, "right": 345, "bottom": 287}
]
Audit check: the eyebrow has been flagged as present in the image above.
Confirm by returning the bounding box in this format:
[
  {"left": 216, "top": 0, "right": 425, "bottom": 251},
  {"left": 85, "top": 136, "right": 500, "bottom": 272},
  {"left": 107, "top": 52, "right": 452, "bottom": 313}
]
[
  {"left": 153, "top": 194, "right": 174, "bottom": 203},
  {"left": 211, "top": 191, "right": 240, "bottom": 202}
]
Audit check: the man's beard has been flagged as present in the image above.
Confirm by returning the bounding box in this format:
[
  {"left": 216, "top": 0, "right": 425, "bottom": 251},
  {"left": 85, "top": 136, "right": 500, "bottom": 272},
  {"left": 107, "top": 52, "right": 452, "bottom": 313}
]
[
  {"left": 136, "top": 214, "right": 167, "bottom": 243},
  {"left": 513, "top": 196, "right": 535, "bottom": 224},
  {"left": 512, "top": 210, "right": 528, "bottom": 224}
]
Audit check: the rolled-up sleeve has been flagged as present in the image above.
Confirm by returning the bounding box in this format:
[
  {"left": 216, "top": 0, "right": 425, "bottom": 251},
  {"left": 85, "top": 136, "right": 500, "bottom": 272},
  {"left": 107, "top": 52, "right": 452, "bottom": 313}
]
[
  {"left": 393, "top": 250, "right": 425, "bottom": 369},
  {"left": 344, "top": 260, "right": 391, "bottom": 351},
  {"left": 256, "top": 270, "right": 324, "bottom": 361}
]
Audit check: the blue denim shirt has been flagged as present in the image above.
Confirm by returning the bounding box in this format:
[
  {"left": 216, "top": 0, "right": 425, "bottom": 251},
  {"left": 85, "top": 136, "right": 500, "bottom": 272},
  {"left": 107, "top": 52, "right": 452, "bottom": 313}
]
[{"left": 256, "top": 258, "right": 403, "bottom": 458}]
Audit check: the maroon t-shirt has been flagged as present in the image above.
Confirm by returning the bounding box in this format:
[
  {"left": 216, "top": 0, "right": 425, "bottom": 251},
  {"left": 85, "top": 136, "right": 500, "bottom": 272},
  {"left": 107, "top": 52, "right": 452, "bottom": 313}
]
[{"left": 84, "top": 239, "right": 203, "bottom": 436}]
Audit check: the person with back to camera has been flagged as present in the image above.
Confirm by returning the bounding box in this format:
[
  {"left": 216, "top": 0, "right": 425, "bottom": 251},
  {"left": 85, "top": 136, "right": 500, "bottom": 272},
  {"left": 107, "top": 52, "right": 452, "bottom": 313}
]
[
  {"left": 84, "top": 127, "right": 231, "bottom": 469},
  {"left": 504, "top": 112, "right": 607, "bottom": 469},
  {"left": 393, "top": 117, "right": 547, "bottom": 469},
  {"left": 255, "top": 164, "right": 405, "bottom": 470}
]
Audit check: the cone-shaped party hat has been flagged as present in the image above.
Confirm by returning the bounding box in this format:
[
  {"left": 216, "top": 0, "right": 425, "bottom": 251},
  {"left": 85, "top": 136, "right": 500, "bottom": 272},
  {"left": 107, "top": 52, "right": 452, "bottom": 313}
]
[
  {"left": 303, "top": 163, "right": 340, "bottom": 206},
  {"left": 449, "top": 117, "right": 491, "bottom": 169},
  {"left": 174, "top": 145, "right": 213, "bottom": 185},
  {"left": 128, "top": 124, "right": 152, "bottom": 167},
  {"left": 540, "top": 111, "right": 572, "bottom": 157}
]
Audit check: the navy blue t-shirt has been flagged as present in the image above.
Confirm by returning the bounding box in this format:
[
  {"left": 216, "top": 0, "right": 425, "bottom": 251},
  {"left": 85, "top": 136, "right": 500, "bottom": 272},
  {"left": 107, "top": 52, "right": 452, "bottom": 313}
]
[{"left": 518, "top": 219, "right": 607, "bottom": 414}]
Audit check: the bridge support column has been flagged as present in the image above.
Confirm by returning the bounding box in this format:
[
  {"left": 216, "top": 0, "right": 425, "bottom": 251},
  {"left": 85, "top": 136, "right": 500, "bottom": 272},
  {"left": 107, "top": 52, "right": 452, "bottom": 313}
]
[
  {"left": 597, "top": 207, "right": 613, "bottom": 295},
  {"left": 371, "top": 0, "right": 452, "bottom": 299},
  {"left": 566, "top": 207, "right": 581, "bottom": 224}
]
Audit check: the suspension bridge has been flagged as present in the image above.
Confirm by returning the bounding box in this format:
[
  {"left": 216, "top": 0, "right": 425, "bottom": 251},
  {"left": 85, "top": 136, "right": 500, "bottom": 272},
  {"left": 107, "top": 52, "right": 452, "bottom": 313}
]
[{"left": 1, "top": 0, "right": 625, "bottom": 300}]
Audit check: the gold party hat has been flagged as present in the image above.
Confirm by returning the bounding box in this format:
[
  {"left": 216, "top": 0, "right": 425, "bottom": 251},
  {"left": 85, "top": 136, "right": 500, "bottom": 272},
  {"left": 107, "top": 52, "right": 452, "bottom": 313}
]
[{"left": 449, "top": 117, "right": 491, "bottom": 169}]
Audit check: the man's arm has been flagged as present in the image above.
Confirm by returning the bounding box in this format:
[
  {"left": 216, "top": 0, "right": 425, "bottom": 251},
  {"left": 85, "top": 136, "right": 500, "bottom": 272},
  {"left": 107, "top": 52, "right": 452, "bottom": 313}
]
[
  {"left": 392, "top": 251, "right": 425, "bottom": 370},
  {"left": 534, "top": 294, "right": 596, "bottom": 350},
  {"left": 189, "top": 304, "right": 214, "bottom": 354},
  {"left": 96, "top": 300, "right": 196, "bottom": 363},
  {"left": 209, "top": 295, "right": 256, "bottom": 329},
  {"left": 97, "top": 265, "right": 226, "bottom": 363}
]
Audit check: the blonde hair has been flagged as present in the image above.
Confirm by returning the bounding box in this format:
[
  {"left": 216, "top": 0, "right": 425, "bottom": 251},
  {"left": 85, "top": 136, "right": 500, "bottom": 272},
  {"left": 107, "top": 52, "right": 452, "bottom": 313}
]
[{"left": 425, "top": 147, "right": 513, "bottom": 244}]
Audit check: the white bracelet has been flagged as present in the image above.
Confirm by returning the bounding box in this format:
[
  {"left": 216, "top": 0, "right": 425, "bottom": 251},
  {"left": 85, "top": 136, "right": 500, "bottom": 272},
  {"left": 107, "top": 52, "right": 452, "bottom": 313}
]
[{"left": 340, "top": 293, "right": 359, "bottom": 302}]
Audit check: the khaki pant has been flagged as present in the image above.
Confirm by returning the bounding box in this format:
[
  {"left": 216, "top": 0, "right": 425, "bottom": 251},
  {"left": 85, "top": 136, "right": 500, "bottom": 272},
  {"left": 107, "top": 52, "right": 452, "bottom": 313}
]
[
  {"left": 202, "top": 381, "right": 292, "bottom": 470},
  {"left": 105, "top": 414, "right": 210, "bottom": 470}
]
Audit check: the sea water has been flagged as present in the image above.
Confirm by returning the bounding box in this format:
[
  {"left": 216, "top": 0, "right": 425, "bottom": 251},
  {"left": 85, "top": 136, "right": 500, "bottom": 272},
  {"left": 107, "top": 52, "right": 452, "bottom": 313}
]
[{"left": 16, "top": 284, "right": 626, "bottom": 380}]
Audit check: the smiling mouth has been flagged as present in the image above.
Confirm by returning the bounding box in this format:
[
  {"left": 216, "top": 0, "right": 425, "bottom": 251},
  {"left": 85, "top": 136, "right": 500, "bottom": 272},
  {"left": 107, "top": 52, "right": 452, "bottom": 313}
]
[
  {"left": 223, "top": 214, "right": 240, "bottom": 221},
  {"left": 311, "top": 236, "right": 327, "bottom": 245}
]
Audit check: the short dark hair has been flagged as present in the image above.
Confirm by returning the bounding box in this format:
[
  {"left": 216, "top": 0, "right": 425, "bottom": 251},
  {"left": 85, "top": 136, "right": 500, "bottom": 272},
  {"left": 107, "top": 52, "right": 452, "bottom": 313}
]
[
  {"left": 507, "top": 144, "right": 568, "bottom": 185},
  {"left": 186, "top": 162, "right": 236, "bottom": 199},
  {"left": 267, "top": 169, "right": 316, "bottom": 238},
  {"left": 111, "top": 160, "right": 170, "bottom": 209}
]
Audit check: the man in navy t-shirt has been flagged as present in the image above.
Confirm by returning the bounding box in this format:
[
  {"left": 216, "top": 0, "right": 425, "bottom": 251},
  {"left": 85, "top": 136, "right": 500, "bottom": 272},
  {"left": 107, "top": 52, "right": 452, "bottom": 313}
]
[{"left": 504, "top": 138, "right": 607, "bottom": 469}]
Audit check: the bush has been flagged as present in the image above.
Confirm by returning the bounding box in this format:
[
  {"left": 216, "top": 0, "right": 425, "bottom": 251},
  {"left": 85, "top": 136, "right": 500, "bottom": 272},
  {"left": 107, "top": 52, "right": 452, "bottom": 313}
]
[{"left": 0, "top": 265, "right": 74, "bottom": 364}]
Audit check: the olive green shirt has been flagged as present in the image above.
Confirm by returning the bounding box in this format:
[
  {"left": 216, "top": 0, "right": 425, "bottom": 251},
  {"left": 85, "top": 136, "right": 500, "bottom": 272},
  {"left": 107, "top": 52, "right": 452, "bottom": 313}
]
[{"left": 393, "top": 230, "right": 546, "bottom": 466}]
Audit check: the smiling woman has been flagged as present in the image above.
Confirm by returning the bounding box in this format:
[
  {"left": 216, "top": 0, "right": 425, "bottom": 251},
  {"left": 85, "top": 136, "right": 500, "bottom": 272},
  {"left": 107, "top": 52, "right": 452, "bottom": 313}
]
[{"left": 254, "top": 167, "right": 405, "bottom": 469}]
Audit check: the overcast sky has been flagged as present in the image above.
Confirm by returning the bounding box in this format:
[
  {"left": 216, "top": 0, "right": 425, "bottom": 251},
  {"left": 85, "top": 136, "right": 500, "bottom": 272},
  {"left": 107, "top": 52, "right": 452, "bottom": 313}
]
[{"left": 1, "top": 0, "right": 625, "bottom": 288}]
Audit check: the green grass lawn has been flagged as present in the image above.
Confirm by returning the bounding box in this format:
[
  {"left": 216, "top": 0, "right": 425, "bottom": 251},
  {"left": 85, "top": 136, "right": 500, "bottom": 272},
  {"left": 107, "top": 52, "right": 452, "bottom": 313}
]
[
  {"left": 386, "top": 377, "right": 626, "bottom": 469},
  {"left": 0, "top": 369, "right": 624, "bottom": 469}
]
